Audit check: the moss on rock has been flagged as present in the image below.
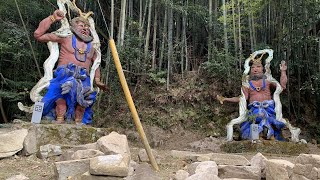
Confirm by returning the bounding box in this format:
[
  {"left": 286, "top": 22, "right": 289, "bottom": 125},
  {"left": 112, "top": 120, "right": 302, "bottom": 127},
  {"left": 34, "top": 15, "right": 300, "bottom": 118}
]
[{"left": 220, "top": 140, "right": 309, "bottom": 155}]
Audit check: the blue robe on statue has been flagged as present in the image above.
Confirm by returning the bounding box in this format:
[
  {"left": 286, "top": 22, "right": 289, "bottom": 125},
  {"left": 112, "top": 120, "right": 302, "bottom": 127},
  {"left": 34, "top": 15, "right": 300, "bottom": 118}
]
[
  {"left": 41, "top": 63, "right": 97, "bottom": 124},
  {"left": 240, "top": 100, "right": 286, "bottom": 141}
]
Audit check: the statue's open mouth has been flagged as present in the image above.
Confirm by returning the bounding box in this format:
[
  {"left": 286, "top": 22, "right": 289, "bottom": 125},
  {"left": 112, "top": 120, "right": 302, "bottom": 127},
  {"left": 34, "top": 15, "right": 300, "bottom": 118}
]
[{"left": 81, "top": 31, "right": 88, "bottom": 36}]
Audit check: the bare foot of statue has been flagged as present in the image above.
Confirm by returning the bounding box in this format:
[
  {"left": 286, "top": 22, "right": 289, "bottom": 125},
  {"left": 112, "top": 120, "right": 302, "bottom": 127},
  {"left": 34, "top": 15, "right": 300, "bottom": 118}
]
[
  {"left": 270, "top": 136, "right": 275, "bottom": 141},
  {"left": 53, "top": 120, "right": 65, "bottom": 124}
]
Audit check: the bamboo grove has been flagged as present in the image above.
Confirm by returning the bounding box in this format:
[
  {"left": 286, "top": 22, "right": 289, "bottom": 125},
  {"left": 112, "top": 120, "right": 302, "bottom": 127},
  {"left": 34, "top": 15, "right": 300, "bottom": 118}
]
[{"left": 0, "top": 0, "right": 319, "bottom": 135}]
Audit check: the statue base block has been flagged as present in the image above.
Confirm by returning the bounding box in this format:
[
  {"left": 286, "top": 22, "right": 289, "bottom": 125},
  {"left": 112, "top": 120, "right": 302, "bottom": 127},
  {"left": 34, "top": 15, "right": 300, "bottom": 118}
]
[{"left": 220, "top": 140, "right": 309, "bottom": 155}]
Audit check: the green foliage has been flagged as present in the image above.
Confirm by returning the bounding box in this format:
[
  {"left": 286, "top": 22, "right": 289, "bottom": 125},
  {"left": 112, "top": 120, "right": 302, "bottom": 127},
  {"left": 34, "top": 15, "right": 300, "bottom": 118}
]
[
  {"left": 202, "top": 47, "right": 240, "bottom": 80},
  {"left": 0, "top": 0, "right": 55, "bottom": 121},
  {"left": 148, "top": 71, "right": 167, "bottom": 85},
  {"left": 118, "top": 33, "right": 145, "bottom": 73}
]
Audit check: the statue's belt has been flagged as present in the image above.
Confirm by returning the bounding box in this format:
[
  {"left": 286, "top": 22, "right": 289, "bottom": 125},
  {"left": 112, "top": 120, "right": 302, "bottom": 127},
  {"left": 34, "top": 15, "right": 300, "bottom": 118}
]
[
  {"left": 249, "top": 100, "right": 274, "bottom": 109},
  {"left": 55, "top": 63, "right": 90, "bottom": 80}
]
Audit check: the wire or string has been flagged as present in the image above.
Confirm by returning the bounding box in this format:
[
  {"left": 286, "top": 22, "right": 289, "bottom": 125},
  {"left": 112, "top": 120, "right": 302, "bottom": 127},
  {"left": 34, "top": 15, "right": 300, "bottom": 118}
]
[
  {"left": 44, "top": 0, "right": 57, "bottom": 9},
  {"left": 96, "top": 0, "right": 111, "bottom": 38},
  {"left": 14, "top": 0, "right": 42, "bottom": 78}
]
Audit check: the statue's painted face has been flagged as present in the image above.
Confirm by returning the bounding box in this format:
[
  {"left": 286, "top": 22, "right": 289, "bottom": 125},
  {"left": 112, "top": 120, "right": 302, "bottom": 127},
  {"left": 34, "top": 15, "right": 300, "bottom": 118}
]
[
  {"left": 75, "top": 21, "right": 90, "bottom": 37},
  {"left": 70, "top": 17, "right": 93, "bottom": 43},
  {"left": 250, "top": 63, "right": 263, "bottom": 76}
]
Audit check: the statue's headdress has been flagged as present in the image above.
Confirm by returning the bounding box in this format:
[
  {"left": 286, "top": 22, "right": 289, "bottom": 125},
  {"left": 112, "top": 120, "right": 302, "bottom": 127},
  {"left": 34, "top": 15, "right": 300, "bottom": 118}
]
[
  {"left": 70, "top": 0, "right": 93, "bottom": 25},
  {"left": 250, "top": 52, "right": 265, "bottom": 65},
  {"left": 70, "top": 0, "right": 94, "bottom": 42},
  {"left": 72, "top": 0, "right": 93, "bottom": 20}
]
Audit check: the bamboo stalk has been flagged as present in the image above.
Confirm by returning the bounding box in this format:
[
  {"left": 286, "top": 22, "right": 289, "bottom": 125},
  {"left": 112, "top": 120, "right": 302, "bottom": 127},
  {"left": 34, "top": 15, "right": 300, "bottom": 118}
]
[
  {"left": 0, "top": 97, "right": 8, "bottom": 123},
  {"left": 109, "top": 39, "right": 159, "bottom": 171}
]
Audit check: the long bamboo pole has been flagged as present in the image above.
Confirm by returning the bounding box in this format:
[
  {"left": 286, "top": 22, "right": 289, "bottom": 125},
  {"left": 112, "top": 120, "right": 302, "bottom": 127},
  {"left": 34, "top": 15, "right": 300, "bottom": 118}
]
[{"left": 109, "top": 38, "right": 159, "bottom": 171}]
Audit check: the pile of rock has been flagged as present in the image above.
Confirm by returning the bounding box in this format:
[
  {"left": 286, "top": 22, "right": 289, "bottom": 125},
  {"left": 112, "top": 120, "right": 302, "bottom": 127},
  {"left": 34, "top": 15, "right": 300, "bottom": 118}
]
[
  {"left": 0, "top": 126, "right": 133, "bottom": 179},
  {"left": 0, "top": 121, "right": 162, "bottom": 180},
  {"left": 170, "top": 150, "right": 320, "bottom": 180},
  {"left": 1, "top": 121, "right": 320, "bottom": 180},
  {"left": 53, "top": 131, "right": 131, "bottom": 179}
]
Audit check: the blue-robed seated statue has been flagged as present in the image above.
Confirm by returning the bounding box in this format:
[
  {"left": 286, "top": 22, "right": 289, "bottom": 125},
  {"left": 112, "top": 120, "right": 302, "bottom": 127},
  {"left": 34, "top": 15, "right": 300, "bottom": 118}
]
[{"left": 217, "top": 49, "right": 301, "bottom": 142}]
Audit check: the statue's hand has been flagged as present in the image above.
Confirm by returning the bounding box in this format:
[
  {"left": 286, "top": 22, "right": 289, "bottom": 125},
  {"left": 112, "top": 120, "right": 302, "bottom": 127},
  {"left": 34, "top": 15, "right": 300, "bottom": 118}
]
[
  {"left": 96, "top": 82, "right": 108, "bottom": 91},
  {"left": 216, "top": 95, "right": 225, "bottom": 105},
  {"left": 280, "top": 60, "right": 287, "bottom": 71},
  {"left": 95, "top": 79, "right": 108, "bottom": 91},
  {"left": 53, "top": 10, "right": 64, "bottom": 21}
]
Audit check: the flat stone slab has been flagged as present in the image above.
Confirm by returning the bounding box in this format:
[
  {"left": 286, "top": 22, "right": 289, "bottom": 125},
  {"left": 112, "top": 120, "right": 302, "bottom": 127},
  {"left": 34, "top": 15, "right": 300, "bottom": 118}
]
[
  {"left": 220, "top": 140, "right": 309, "bottom": 155},
  {"left": 54, "top": 159, "right": 90, "bottom": 180},
  {"left": 90, "top": 154, "right": 130, "bottom": 177},
  {"left": 209, "top": 153, "right": 250, "bottom": 166}
]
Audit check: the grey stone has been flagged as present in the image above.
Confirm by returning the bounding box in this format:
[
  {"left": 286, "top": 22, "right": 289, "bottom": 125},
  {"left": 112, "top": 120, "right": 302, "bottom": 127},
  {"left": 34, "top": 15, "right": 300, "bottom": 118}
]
[
  {"left": 250, "top": 153, "right": 267, "bottom": 178},
  {"left": 71, "top": 149, "right": 104, "bottom": 160},
  {"left": 0, "top": 129, "right": 28, "bottom": 158},
  {"left": 265, "top": 159, "right": 294, "bottom": 180},
  {"left": 124, "top": 163, "right": 161, "bottom": 180},
  {"left": 80, "top": 171, "right": 123, "bottom": 180},
  {"left": 210, "top": 153, "right": 250, "bottom": 166},
  {"left": 22, "top": 126, "right": 37, "bottom": 156},
  {"left": 174, "top": 170, "right": 189, "bottom": 180},
  {"left": 291, "top": 174, "right": 310, "bottom": 180},
  {"left": 90, "top": 154, "right": 130, "bottom": 177},
  {"left": 73, "top": 143, "right": 98, "bottom": 151},
  {"left": 186, "top": 173, "right": 220, "bottom": 180},
  {"left": 54, "top": 159, "right": 90, "bottom": 180},
  {"left": 195, "top": 161, "right": 218, "bottom": 175},
  {"left": 218, "top": 165, "right": 261, "bottom": 180},
  {"left": 295, "top": 154, "right": 320, "bottom": 168},
  {"left": 97, "top": 132, "right": 130, "bottom": 157},
  {"left": 39, "top": 144, "right": 62, "bottom": 159},
  {"left": 5, "top": 174, "right": 29, "bottom": 180}
]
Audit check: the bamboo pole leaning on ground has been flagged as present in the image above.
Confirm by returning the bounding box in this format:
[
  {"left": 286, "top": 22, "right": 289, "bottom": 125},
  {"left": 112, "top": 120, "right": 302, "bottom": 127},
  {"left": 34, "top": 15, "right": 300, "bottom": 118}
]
[{"left": 109, "top": 38, "right": 159, "bottom": 171}]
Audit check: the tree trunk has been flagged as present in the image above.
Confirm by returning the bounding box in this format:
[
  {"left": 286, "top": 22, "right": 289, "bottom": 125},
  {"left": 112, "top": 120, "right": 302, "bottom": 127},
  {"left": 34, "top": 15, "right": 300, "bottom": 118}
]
[
  {"left": 248, "top": 12, "right": 254, "bottom": 52},
  {"left": 287, "top": 0, "right": 293, "bottom": 116},
  {"left": 117, "top": 0, "right": 127, "bottom": 47},
  {"left": 139, "top": 0, "right": 143, "bottom": 38},
  {"left": 208, "top": 0, "right": 213, "bottom": 61},
  {"left": 105, "top": 0, "right": 114, "bottom": 84},
  {"left": 167, "top": 4, "right": 173, "bottom": 90},
  {"left": 144, "top": 0, "right": 153, "bottom": 72},
  {"left": 152, "top": 2, "right": 158, "bottom": 70},
  {"left": 175, "top": 13, "right": 181, "bottom": 73},
  {"left": 268, "top": 1, "right": 271, "bottom": 43},
  {"left": 0, "top": 98, "right": 8, "bottom": 123},
  {"left": 298, "top": 48, "right": 301, "bottom": 122},
  {"left": 184, "top": 0, "right": 189, "bottom": 72},
  {"left": 251, "top": 13, "right": 257, "bottom": 49},
  {"left": 128, "top": 0, "right": 133, "bottom": 18},
  {"left": 231, "top": 0, "right": 238, "bottom": 56},
  {"left": 318, "top": 39, "right": 320, "bottom": 72},
  {"left": 222, "top": 0, "right": 229, "bottom": 54},
  {"left": 237, "top": 0, "right": 243, "bottom": 70},
  {"left": 214, "top": 0, "right": 218, "bottom": 47},
  {"left": 159, "top": 6, "right": 168, "bottom": 71}
]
